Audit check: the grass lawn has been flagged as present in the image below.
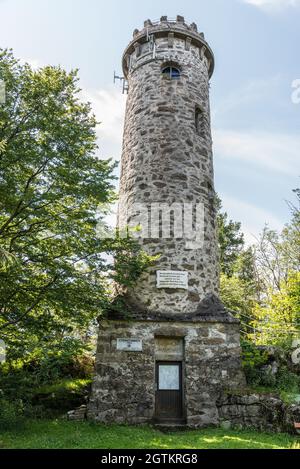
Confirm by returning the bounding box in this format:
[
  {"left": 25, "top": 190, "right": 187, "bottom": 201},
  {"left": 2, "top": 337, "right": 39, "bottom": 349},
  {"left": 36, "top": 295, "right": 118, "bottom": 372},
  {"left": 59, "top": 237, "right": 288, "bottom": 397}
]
[{"left": 0, "top": 420, "right": 300, "bottom": 449}]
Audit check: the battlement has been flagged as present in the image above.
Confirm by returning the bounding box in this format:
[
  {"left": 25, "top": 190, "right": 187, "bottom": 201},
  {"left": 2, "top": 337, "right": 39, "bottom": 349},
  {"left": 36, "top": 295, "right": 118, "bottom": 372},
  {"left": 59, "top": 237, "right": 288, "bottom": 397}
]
[
  {"left": 133, "top": 16, "right": 202, "bottom": 37},
  {"left": 122, "top": 15, "right": 214, "bottom": 78}
]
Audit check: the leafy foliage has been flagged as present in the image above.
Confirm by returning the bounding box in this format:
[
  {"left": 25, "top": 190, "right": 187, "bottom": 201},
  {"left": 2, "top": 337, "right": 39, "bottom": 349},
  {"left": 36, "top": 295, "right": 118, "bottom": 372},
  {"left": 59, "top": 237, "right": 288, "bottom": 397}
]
[
  {"left": 0, "top": 397, "right": 25, "bottom": 431},
  {"left": 0, "top": 49, "right": 152, "bottom": 357},
  {"left": 250, "top": 272, "right": 300, "bottom": 346},
  {"left": 0, "top": 346, "right": 93, "bottom": 420},
  {"left": 220, "top": 247, "right": 258, "bottom": 336},
  {"left": 216, "top": 195, "right": 244, "bottom": 277},
  {"left": 241, "top": 340, "right": 268, "bottom": 373}
]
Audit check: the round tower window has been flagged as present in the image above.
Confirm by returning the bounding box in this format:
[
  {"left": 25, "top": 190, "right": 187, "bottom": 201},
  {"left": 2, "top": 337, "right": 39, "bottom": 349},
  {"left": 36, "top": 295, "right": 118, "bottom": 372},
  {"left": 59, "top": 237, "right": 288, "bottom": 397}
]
[{"left": 162, "top": 66, "right": 181, "bottom": 79}]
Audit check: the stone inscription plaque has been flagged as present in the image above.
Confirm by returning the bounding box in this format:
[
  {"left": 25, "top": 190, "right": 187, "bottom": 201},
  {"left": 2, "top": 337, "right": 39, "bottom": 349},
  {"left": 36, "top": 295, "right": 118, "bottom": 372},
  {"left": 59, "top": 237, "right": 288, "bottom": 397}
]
[
  {"left": 116, "top": 338, "right": 143, "bottom": 352},
  {"left": 156, "top": 271, "right": 188, "bottom": 290}
]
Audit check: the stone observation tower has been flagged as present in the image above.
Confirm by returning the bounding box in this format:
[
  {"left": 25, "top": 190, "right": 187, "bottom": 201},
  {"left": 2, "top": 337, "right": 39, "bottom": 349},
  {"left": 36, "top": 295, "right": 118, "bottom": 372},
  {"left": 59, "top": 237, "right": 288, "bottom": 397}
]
[{"left": 88, "top": 16, "right": 245, "bottom": 427}]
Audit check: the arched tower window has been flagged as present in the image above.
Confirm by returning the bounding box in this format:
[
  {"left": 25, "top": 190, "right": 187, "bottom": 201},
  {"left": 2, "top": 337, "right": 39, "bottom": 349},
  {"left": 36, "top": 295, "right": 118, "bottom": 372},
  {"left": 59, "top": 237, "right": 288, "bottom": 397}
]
[
  {"left": 195, "top": 106, "right": 205, "bottom": 138},
  {"left": 162, "top": 65, "right": 181, "bottom": 79}
]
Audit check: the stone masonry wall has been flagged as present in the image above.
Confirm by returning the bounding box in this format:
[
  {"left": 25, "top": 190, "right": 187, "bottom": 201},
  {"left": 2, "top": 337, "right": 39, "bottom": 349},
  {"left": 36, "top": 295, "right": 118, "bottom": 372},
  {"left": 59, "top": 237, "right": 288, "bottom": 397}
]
[
  {"left": 218, "top": 394, "right": 300, "bottom": 434},
  {"left": 87, "top": 319, "right": 245, "bottom": 427},
  {"left": 117, "top": 19, "right": 219, "bottom": 315}
]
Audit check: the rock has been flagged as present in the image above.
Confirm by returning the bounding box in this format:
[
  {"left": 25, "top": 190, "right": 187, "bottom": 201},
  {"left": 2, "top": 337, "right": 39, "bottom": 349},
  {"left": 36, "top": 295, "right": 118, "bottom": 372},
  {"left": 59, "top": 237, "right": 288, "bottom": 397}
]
[
  {"left": 67, "top": 405, "right": 87, "bottom": 421},
  {"left": 217, "top": 394, "right": 300, "bottom": 434},
  {"left": 221, "top": 420, "right": 232, "bottom": 430}
]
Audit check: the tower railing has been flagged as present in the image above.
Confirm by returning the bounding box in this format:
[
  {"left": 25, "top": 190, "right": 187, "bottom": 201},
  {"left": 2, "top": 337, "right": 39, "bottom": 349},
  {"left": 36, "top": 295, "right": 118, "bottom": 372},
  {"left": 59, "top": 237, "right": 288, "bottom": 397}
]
[{"left": 146, "top": 18, "right": 192, "bottom": 27}]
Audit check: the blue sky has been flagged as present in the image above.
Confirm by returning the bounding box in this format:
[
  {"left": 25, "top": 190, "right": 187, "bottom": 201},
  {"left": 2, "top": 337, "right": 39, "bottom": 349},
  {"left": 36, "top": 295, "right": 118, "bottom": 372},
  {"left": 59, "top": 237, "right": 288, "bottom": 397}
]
[{"left": 0, "top": 0, "right": 299, "bottom": 243}]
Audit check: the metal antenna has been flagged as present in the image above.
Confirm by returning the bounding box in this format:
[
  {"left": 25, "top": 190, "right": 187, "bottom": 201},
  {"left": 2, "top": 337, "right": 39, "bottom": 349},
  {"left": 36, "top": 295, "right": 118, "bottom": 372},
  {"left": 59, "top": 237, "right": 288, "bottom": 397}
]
[
  {"left": 113, "top": 71, "right": 128, "bottom": 95},
  {"left": 114, "top": 71, "right": 124, "bottom": 84}
]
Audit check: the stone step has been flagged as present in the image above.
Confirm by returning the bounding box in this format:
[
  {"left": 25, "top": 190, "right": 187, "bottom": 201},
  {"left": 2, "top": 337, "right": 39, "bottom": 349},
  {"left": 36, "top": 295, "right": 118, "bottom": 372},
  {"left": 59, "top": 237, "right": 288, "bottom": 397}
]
[{"left": 152, "top": 423, "right": 187, "bottom": 433}]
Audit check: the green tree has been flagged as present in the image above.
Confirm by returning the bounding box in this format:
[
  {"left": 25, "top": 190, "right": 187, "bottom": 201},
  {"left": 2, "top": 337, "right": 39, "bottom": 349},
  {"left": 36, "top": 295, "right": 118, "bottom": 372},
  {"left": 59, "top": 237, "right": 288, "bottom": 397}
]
[
  {"left": 253, "top": 190, "right": 300, "bottom": 297},
  {"left": 217, "top": 201, "right": 258, "bottom": 331},
  {"left": 0, "top": 49, "right": 150, "bottom": 357},
  {"left": 248, "top": 189, "right": 300, "bottom": 345},
  {"left": 282, "top": 189, "right": 300, "bottom": 273},
  {"left": 220, "top": 249, "right": 258, "bottom": 335},
  {"left": 215, "top": 195, "right": 244, "bottom": 277},
  {"left": 220, "top": 273, "right": 252, "bottom": 316},
  {"left": 250, "top": 272, "right": 300, "bottom": 346}
]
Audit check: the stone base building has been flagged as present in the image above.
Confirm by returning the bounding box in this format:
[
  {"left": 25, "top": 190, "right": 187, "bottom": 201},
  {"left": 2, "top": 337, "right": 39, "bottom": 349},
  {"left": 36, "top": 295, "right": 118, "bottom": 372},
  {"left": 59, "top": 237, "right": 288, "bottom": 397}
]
[
  {"left": 88, "top": 298, "right": 245, "bottom": 426},
  {"left": 88, "top": 16, "right": 246, "bottom": 427}
]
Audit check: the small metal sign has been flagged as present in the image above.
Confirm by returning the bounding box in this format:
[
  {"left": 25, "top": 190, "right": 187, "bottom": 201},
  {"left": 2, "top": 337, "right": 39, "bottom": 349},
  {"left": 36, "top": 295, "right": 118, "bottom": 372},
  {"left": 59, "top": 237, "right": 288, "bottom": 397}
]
[
  {"left": 157, "top": 271, "right": 188, "bottom": 290},
  {"left": 117, "top": 338, "right": 143, "bottom": 352}
]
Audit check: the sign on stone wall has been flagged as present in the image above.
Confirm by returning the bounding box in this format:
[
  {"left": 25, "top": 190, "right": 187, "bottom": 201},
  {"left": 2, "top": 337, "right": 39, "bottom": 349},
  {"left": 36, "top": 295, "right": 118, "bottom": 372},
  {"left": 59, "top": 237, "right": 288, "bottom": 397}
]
[
  {"left": 156, "top": 271, "right": 188, "bottom": 290},
  {"left": 116, "top": 338, "right": 143, "bottom": 352}
]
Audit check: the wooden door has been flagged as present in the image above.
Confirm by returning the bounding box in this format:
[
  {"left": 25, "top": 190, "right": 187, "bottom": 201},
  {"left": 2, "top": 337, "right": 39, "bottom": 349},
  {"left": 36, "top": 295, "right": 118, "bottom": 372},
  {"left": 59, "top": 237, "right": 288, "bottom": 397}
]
[{"left": 155, "top": 362, "right": 183, "bottom": 422}]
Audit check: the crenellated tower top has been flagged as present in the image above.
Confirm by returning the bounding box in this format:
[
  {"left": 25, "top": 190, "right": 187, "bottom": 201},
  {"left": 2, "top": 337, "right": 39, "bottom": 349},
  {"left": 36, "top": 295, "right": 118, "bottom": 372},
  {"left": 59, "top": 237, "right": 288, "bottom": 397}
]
[{"left": 122, "top": 15, "right": 215, "bottom": 79}]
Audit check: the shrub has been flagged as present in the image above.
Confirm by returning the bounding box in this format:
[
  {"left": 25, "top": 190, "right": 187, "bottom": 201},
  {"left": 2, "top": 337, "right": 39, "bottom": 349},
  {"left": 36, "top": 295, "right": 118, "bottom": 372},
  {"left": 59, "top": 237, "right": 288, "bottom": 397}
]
[
  {"left": 276, "top": 367, "right": 300, "bottom": 394},
  {"left": 241, "top": 340, "right": 300, "bottom": 398},
  {"left": 0, "top": 397, "right": 25, "bottom": 431},
  {"left": 241, "top": 340, "right": 269, "bottom": 385},
  {"left": 0, "top": 348, "right": 94, "bottom": 418}
]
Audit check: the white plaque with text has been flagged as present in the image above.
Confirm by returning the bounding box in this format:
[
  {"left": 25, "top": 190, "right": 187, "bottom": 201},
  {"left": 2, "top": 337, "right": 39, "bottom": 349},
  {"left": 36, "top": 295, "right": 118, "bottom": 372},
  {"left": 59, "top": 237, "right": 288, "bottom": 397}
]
[
  {"left": 156, "top": 271, "right": 188, "bottom": 290},
  {"left": 117, "top": 338, "right": 143, "bottom": 352}
]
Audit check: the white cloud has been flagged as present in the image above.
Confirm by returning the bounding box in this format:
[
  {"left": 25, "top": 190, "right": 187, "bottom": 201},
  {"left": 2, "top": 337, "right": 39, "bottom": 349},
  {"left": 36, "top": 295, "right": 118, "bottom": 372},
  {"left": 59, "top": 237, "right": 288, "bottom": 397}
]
[
  {"left": 19, "top": 63, "right": 126, "bottom": 162},
  {"left": 25, "top": 59, "right": 42, "bottom": 70},
  {"left": 81, "top": 85, "right": 126, "bottom": 161},
  {"left": 18, "top": 64, "right": 126, "bottom": 162},
  {"left": 213, "top": 129, "right": 300, "bottom": 176},
  {"left": 20, "top": 58, "right": 44, "bottom": 70},
  {"left": 243, "top": 0, "right": 300, "bottom": 11},
  {"left": 221, "top": 195, "right": 284, "bottom": 245},
  {"left": 212, "top": 76, "right": 281, "bottom": 120}
]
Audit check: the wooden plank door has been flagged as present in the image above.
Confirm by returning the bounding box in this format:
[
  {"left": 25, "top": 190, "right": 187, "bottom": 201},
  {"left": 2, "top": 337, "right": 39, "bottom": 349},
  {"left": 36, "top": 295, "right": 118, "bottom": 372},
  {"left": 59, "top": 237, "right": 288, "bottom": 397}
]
[{"left": 155, "top": 362, "right": 183, "bottom": 422}]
